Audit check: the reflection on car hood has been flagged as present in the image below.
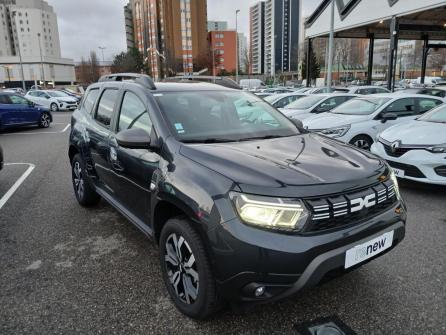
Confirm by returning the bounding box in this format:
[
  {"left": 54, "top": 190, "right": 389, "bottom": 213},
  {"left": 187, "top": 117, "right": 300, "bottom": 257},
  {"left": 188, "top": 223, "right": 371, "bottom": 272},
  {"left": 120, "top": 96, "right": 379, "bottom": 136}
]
[
  {"left": 180, "top": 134, "right": 386, "bottom": 197},
  {"left": 304, "top": 113, "right": 370, "bottom": 129},
  {"left": 380, "top": 120, "right": 446, "bottom": 145}
]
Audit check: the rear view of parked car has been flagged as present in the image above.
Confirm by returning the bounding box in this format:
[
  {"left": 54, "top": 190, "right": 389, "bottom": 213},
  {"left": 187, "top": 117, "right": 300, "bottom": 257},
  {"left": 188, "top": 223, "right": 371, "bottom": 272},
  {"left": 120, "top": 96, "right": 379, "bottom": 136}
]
[
  {"left": 371, "top": 103, "right": 446, "bottom": 185},
  {"left": 0, "top": 92, "right": 52, "bottom": 130},
  {"left": 304, "top": 94, "right": 444, "bottom": 150}
]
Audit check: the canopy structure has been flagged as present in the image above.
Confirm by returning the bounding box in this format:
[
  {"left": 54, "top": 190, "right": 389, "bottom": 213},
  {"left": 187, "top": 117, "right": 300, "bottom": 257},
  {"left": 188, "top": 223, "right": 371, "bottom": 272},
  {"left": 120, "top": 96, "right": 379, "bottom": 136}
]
[{"left": 304, "top": 0, "right": 446, "bottom": 89}]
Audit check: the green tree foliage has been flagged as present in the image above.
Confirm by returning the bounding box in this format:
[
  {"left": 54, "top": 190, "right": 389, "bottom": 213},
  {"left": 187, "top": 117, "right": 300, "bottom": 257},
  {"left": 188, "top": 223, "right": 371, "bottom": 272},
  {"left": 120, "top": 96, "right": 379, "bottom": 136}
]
[
  {"left": 301, "top": 48, "right": 321, "bottom": 82},
  {"left": 112, "top": 47, "right": 150, "bottom": 75}
]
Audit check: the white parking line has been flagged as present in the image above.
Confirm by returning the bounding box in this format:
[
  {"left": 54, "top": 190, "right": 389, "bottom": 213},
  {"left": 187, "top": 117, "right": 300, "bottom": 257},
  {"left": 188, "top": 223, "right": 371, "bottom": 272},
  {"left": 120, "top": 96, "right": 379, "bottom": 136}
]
[
  {"left": 0, "top": 163, "right": 35, "bottom": 210},
  {"left": 0, "top": 124, "right": 71, "bottom": 136}
]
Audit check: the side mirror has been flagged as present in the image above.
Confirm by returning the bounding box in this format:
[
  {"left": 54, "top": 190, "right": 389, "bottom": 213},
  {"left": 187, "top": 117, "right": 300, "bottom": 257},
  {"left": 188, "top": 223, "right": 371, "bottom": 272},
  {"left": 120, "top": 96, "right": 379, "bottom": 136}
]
[
  {"left": 381, "top": 113, "right": 398, "bottom": 123},
  {"left": 116, "top": 128, "right": 151, "bottom": 149}
]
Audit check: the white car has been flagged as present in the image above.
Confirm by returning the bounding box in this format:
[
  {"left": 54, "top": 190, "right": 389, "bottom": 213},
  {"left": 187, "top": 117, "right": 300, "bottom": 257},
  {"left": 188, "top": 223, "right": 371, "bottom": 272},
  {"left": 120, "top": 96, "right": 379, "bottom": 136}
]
[
  {"left": 303, "top": 94, "right": 444, "bottom": 150},
  {"left": 279, "top": 94, "right": 357, "bottom": 120},
  {"left": 264, "top": 92, "right": 308, "bottom": 108},
  {"left": 371, "top": 104, "right": 446, "bottom": 185},
  {"left": 25, "top": 90, "right": 78, "bottom": 112}
]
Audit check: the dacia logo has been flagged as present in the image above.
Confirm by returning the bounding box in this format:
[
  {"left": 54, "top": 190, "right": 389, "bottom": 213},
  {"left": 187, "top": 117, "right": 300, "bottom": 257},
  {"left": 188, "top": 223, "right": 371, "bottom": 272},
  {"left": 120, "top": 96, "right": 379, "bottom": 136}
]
[
  {"left": 390, "top": 140, "right": 401, "bottom": 153},
  {"left": 350, "top": 193, "right": 376, "bottom": 213}
]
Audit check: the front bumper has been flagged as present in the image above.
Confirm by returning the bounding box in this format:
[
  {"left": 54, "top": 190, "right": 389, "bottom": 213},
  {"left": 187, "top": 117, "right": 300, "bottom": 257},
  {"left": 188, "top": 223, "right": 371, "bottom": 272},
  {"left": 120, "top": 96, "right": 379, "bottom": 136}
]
[
  {"left": 60, "top": 102, "right": 78, "bottom": 111},
  {"left": 371, "top": 142, "right": 446, "bottom": 185},
  {"left": 210, "top": 201, "right": 406, "bottom": 304}
]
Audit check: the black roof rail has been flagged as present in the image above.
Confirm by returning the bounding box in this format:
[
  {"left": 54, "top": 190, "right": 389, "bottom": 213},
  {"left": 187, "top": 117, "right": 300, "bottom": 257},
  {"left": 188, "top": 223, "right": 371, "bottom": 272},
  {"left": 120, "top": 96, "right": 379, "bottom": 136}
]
[{"left": 98, "top": 73, "right": 156, "bottom": 90}]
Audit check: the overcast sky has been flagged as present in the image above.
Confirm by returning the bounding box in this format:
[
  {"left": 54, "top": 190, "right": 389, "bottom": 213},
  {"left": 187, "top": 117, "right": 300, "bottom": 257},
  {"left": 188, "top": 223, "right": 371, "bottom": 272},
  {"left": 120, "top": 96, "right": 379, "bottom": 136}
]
[{"left": 50, "top": 0, "right": 322, "bottom": 62}]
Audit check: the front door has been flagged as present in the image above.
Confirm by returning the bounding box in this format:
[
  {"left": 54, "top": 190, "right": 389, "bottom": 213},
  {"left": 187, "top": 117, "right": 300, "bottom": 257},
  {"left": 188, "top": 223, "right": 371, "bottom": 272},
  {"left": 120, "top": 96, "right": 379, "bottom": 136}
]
[{"left": 108, "top": 90, "right": 159, "bottom": 224}]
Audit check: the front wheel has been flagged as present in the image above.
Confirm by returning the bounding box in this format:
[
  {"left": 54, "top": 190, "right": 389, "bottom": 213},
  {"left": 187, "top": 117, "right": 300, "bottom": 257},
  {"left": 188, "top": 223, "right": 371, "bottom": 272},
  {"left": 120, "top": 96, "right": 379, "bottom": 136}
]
[
  {"left": 349, "top": 135, "right": 373, "bottom": 151},
  {"left": 159, "top": 218, "right": 221, "bottom": 319},
  {"left": 39, "top": 112, "right": 51, "bottom": 128},
  {"left": 71, "top": 154, "right": 100, "bottom": 206},
  {"left": 50, "top": 103, "right": 58, "bottom": 112}
]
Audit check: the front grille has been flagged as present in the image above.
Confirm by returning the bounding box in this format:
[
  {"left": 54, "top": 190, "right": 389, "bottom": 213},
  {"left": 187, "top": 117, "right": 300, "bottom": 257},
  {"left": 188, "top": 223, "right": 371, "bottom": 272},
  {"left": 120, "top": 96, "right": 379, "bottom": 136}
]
[
  {"left": 304, "top": 179, "right": 397, "bottom": 233},
  {"left": 387, "top": 161, "right": 426, "bottom": 178},
  {"left": 434, "top": 165, "right": 446, "bottom": 177},
  {"left": 382, "top": 143, "right": 413, "bottom": 157}
]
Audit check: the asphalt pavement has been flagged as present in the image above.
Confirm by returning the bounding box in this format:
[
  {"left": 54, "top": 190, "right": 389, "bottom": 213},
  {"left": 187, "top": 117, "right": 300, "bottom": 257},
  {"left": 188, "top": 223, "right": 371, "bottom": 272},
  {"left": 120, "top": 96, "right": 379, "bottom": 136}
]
[{"left": 0, "top": 112, "right": 445, "bottom": 334}]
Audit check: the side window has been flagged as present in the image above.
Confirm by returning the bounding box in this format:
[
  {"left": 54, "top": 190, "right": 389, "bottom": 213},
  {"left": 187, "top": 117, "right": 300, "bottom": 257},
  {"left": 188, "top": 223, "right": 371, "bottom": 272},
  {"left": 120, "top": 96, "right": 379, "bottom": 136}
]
[
  {"left": 95, "top": 89, "right": 119, "bottom": 128},
  {"left": 0, "top": 95, "right": 11, "bottom": 104},
  {"left": 430, "top": 89, "right": 446, "bottom": 98},
  {"left": 417, "top": 98, "right": 443, "bottom": 114},
  {"left": 118, "top": 91, "right": 152, "bottom": 134},
  {"left": 83, "top": 89, "right": 99, "bottom": 115},
  {"left": 276, "top": 97, "right": 290, "bottom": 108},
  {"left": 384, "top": 98, "right": 416, "bottom": 116},
  {"left": 376, "top": 88, "right": 388, "bottom": 93},
  {"left": 9, "top": 95, "right": 28, "bottom": 105}
]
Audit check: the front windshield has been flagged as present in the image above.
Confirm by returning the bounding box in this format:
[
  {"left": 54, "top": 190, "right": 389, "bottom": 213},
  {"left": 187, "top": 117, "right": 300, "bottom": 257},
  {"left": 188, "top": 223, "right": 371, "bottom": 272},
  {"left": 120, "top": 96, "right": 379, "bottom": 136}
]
[
  {"left": 331, "top": 97, "right": 391, "bottom": 115},
  {"left": 284, "top": 95, "right": 325, "bottom": 110},
  {"left": 47, "top": 91, "right": 68, "bottom": 97},
  {"left": 417, "top": 104, "right": 446, "bottom": 123},
  {"left": 155, "top": 91, "right": 300, "bottom": 142}
]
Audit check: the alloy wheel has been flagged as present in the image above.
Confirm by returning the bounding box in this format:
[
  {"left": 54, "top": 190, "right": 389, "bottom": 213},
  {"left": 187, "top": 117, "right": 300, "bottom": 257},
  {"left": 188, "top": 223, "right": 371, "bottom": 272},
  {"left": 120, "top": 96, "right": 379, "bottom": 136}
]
[
  {"left": 73, "top": 161, "right": 84, "bottom": 199},
  {"left": 51, "top": 103, "right": 58, "bottom": 112},
  {"left": 164, "top": 233, "right": 199, "bottom": 305},
  {"left": 40, "top": 113, "right": 50, "bottom": 127},
  {"left": 353, "top": 139, "right": 371, "bottom": 150}
]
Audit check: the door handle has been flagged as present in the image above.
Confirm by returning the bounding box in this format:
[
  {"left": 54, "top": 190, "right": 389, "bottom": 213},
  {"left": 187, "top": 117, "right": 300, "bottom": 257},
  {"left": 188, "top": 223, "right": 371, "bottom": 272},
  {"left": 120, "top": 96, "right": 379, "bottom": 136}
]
[{"left": 109, "top": 147, "right": 124, "bottom": 172}]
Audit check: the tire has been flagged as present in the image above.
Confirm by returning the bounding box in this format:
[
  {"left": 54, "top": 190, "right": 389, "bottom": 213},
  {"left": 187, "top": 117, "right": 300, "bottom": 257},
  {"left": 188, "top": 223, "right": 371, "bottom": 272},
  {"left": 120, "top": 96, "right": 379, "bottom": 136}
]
[
  {"left": 349, "top": 135, "right": 373, "bottom": 151},
  {"left": 50, "top": 103, "right": 58, "bottom": 112},
  {"left": 38, "top": 112, "right": 51, "bottom": 128},
  {"left": 71, "top": 154, "right": 100, "bottom": 206},
  {"left": 159, "top": 217, "right": 221, "bottom": 319}
]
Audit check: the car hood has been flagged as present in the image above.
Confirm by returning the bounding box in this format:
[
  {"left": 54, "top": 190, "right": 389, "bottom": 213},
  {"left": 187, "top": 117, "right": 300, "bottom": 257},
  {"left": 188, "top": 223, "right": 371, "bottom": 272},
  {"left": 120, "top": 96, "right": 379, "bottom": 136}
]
[
  {"left": 304, "top": 113, "right": 370, "bottom": 129},
  {"left": 279, "top": 108, "right": 311, "bottom": 116},
  {"left": 180, "top": 134, "right": 386, "bottom": 197},
  {"left": 56, "top": 97, "right": 77, "bottom": 102},
  {"left": 380, "top": 120, "right": 446, "bottom": 145}
]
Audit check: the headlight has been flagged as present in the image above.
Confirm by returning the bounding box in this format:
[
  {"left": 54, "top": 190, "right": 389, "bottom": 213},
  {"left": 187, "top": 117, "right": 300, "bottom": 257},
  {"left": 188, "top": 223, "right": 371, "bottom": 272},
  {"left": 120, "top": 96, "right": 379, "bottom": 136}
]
[
  {"left": 320, "top": 125, "right": 351, "bottom": 138},
  {"left": 231, "top": 192, "right": 309, "bottom": 231},
  {"left": 389, "top": 169, "right": 402, "bottom": 200},
  {"left": 427, "top": 144, "right": 446, "bottom": 153},
  {"left": 57, "top": 99, "right": 64, "bottom": 104}
]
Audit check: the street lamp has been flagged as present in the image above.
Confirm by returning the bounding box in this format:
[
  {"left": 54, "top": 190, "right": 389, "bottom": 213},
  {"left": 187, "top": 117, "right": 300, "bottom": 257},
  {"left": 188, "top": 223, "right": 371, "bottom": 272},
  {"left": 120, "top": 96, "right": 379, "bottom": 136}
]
[
  {"left": 12, "top": 11, "right": 26, "bottom": 91},
  {"left": 98, "top": 46, "right": 106, "bottom": 62},
  {"left": 37, "top": 33, "right": 45, "bottom": 88},
  {"left": 235, "top": 9, "right": 240, "bottom": 84}
]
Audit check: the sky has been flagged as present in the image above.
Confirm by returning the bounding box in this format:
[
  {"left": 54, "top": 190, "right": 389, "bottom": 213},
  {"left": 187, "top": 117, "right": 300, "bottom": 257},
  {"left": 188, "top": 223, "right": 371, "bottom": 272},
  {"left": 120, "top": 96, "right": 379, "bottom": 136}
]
[{"left": 50, "top": 0, "right": 322, "bottom": 62}]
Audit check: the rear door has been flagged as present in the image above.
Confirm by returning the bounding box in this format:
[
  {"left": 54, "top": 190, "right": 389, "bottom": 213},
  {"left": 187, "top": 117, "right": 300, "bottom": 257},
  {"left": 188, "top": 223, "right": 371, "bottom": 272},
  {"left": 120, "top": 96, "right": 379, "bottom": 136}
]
[
  {"left": 88, "top": 87, "right": 120, "bottom": 193},
  {"left": 108, "top": 90, "right": 159, "bottom": 223}
]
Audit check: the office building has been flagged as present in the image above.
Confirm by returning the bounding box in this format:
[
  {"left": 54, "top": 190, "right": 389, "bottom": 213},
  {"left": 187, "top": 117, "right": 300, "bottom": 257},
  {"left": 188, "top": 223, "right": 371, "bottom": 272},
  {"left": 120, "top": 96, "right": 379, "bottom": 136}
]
[
  {"left": 0, "top": 0, "right": 75, "bottom": 87},
  {"left": 238, "top": 32, "right": 247, "bottom": 73},
  {"left": 125, "top": 0, "right": 208, "bottom": 79},
  {"left": 249, "top": 1, "right": 264, "bottom": 74},
  {"left": 207, "top": 20, "right": 227, "bottom": 32}
]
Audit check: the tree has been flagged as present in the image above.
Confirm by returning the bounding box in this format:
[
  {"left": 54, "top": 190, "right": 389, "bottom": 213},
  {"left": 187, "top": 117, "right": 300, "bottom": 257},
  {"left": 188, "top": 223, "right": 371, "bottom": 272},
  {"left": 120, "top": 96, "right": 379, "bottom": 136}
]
[
  {"left": 301, "top": 47, "right": 321, "bottom": 82},
  {"left": 111, "top": 47, "right": 149, "bottom": 75},
  {"left": 89, "top": 51, "right": 100, "bottom": 83},
  {"left": 193, "top": 49, "right": 213, "bottom": 73}
]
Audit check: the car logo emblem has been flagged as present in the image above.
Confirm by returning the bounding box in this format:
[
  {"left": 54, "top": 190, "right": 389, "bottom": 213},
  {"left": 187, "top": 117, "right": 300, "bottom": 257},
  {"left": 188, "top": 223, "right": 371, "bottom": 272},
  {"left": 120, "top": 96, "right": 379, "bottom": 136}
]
[{"left": 390, "top": 140, "right": 401, "bottom": 153}]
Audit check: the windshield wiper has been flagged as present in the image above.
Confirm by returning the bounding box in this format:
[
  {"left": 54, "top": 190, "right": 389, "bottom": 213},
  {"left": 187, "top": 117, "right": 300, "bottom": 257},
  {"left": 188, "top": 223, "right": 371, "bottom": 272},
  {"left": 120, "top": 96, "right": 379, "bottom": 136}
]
[{"left": 182, "top": 138, "right": 236, "bottom": 144}]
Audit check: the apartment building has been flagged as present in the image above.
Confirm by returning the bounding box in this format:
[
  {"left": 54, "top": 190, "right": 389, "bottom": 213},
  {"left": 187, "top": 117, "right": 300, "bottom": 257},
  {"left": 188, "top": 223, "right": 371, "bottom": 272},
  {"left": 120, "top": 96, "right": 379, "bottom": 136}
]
[
  {"left": 207, "top": 20, "right": 227, "bottom": 32},
  {"left": 209, "top": 30, "right": 236, "bottom": 74},
  {"left": 125, "top": 0, "right": 208, "bottom": 79},
  {"left": 249, "top": 1, "right": 265, "bottom": 74}
]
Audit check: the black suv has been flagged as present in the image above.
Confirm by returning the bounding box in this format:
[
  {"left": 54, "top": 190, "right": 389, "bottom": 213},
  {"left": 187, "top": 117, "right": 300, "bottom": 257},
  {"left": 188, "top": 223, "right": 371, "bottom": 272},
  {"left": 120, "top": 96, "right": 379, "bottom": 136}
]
[{"left": 69, "top": 74, "right": 406, "bottom": 319}]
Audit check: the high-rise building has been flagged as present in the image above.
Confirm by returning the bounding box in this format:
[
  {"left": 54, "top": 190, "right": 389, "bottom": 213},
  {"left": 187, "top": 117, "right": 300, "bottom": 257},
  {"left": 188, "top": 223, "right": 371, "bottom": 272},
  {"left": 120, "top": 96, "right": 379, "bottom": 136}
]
[
  {"left": 124, "top": 3, "right": 134, "bottom": 49},
  {"left": 0, "top": 0, "right": 75, "bottom": 86},
  {"left": 207, "top": 20, "right": 227, "bottom": 32},
  {"left": 264, "top": 0, "right": 300, "bottom": 76},
  {"left": 125, "top": 0, "right": 208, "bottom": 79},
  {"left": 209, "top": 30, "right": 236, "bottom": 75},
  {"left": 238, "top": 32, "right": 248, "bottom": 73},
  {"left": 249, "top": 1, "right": 264, "bottom": 74}
]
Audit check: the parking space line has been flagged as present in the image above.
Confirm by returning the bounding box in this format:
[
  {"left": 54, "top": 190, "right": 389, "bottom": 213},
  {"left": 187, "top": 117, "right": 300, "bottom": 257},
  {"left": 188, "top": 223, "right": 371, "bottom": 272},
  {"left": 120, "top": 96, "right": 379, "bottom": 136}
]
[
  {"left": 0, "top": 124, "right": 71, "bottom": 136},
  {"left": 0, "top": 163, "right": 35, "bottom": 210}
]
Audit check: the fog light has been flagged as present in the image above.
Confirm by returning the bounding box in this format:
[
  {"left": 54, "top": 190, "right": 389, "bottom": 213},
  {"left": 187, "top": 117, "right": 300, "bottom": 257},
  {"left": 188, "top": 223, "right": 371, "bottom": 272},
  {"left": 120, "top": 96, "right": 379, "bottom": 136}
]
[{"left": 254, "top": 286, "right": 265, "bottom": 297}]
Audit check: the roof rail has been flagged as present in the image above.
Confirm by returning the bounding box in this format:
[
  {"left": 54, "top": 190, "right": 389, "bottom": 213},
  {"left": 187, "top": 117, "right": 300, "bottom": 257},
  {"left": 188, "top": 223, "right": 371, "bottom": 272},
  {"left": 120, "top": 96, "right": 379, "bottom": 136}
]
[{"left": 98, "top": 73, "right": 156, "bottom": 90}]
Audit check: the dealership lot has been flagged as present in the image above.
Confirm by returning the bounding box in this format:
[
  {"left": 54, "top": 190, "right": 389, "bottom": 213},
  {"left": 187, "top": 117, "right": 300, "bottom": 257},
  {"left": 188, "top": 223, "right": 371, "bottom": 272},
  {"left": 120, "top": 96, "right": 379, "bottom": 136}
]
[{"left": 0, "top": 112, "right": 445, "bottom": 334}]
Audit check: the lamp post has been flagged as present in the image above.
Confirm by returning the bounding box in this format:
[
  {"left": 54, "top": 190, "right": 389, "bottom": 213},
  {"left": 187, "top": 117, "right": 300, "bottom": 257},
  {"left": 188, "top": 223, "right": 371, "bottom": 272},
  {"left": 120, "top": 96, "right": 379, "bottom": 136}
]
[
  {"left": 12, "top": 11, "right": 26, "bottom": 91},
  {"left": 235, "top": 9, "right": 240, "bottom": 84},
  {"left": 98, "top": 46, "right": 106, "bottom": 62},
  {"left": 37, "top": 33, "right": 45, "bottom": 88}
]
